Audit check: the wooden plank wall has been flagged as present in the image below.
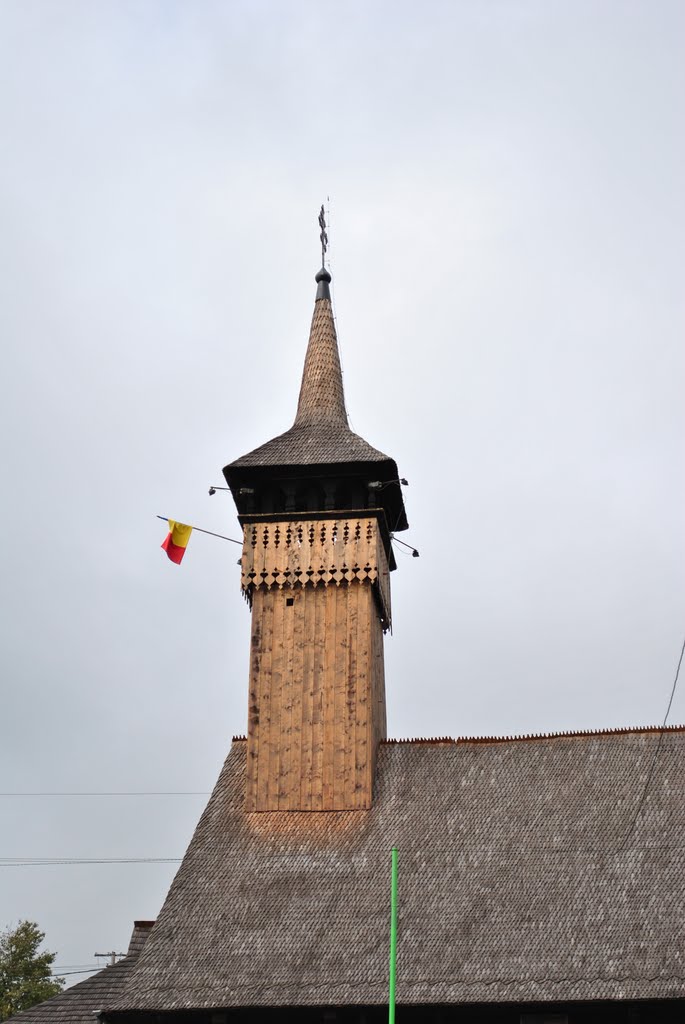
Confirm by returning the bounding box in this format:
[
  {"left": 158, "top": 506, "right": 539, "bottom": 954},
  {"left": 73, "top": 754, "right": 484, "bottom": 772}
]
[{"left": 245, "top": 580, "right": 386, "bottom": 812}]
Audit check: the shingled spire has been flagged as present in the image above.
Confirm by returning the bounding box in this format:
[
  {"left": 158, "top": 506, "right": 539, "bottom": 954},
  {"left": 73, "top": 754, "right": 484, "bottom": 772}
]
[
  {"left": 224, "top": 265, "right": 408, "bottom": 533},
  {"left": 292, "top": 267, "right": 348, "bottom": 428}
]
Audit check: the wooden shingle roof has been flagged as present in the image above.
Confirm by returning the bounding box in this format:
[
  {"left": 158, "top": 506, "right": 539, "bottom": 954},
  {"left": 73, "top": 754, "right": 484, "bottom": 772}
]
[
  {"left": 8, "top": 922, "right": 153, "bottom": 1023},
  {"left": 107, "top": 729, "right": 685, "bottom": 1012},
  {"left": 226, "top": 419, "right": 392, "bottom": 469},
  {"left": 226, "top": 288, "right": 391, "bottom": 470}
]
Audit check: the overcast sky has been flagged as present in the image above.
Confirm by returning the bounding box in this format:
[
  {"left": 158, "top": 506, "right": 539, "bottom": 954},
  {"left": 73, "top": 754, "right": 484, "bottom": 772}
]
[{"left": 1, "top": 0, "right": 683, "bottom": 989}]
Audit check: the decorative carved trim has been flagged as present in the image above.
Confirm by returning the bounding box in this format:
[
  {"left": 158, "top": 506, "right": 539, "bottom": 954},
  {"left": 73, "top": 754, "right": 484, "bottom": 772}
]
[{"left": 240, "top": 517, "right": 391, "bottom": 628}]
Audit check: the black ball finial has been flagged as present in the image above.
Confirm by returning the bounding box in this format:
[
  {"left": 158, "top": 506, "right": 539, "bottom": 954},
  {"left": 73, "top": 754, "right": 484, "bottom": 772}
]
[{"left": 315, "top": 265, "right": 332, "bottom": 300}]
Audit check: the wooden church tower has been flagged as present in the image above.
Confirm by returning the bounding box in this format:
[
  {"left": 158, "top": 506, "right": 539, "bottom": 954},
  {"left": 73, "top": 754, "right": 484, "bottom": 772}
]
[{"left": 224, "top": 257, "right": 408, "bottom": 812}]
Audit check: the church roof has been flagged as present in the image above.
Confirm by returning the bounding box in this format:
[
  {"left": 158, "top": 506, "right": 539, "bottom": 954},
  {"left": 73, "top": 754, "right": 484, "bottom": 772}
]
[
  {"left": 108, "top": 728, "right": 685, "bottom": 1012},
  {"left": 9, "top": 922, "right": 153, "bottom": 1023},
  {"left": 226, "top": 269, "right": 394, "bottom": 471},
  {"left": 227, "top": 421, "right": 392, "bottom": 470}
]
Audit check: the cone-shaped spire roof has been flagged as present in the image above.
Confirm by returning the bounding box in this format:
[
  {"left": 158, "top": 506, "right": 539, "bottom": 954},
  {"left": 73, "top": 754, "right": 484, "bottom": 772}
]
[
  {"left": 293, "top": 268, "right": 348, "bottom": 429},
  {"left": 224, "top": 264, "right": 408, "bottom": 533},
  {"left": 226, "top": 267, "right": 392, "bottom": 469}
]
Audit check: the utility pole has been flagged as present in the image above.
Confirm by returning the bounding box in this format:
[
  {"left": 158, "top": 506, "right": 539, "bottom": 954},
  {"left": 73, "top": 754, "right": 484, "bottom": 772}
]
[{"left": 94, "top": 951, "right": 125, "bottom": 968}]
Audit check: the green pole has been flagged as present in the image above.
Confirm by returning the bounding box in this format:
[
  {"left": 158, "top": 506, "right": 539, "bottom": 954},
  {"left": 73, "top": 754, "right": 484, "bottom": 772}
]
[{"left": 389, "top": 847, "right": 398, "bottom": 1024}]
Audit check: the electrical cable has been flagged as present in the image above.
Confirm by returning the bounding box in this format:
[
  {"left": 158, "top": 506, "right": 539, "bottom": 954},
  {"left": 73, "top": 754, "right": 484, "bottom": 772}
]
[
  {"left": 391, "top": 543, "right": 414, "bottom": 558},
  {"left": 617, "top": 632, "right": 685, "bottom": 851},
  {"left": 0, "top": 791, "right": 209, "bottom": 797},
  {"left": 0, "top": 857, "right": 182, "bottom": 866},
  {"left": 52, "top": 968, "right": 101, "bottom": 977},
  {"left": 4, "top": 834, "right": 685, "bottom": 867}
]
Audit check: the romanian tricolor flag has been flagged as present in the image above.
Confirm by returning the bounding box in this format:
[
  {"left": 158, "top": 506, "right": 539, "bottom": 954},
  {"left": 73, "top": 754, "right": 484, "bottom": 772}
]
[{"left": 161, "top": 520, "right": 193, "bottom": 565}]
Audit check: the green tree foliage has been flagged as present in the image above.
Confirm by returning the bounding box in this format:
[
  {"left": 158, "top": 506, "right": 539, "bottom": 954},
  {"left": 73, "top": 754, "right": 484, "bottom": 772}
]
[{"left": 0, "top": 921, "right": 64, "bottom": 1021}]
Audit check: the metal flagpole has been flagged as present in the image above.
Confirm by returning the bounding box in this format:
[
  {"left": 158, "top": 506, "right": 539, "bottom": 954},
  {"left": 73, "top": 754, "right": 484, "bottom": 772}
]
[
  {"left": 156, "top": 516, "right": 242, "bottom": 546},
  {"left": 389, "top": 847, "right": 398, "bottom": 1023}
]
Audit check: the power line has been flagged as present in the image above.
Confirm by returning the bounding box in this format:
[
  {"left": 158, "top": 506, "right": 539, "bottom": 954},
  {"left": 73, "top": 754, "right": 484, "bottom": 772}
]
[
  {"left": 52, "top": 968, "right": 101, "bottom": 977},
  {"left": 0, "top": 857, "right": 182, "bottom": 866},
  {"left": 0, "top": 791, "right": 209, "bottom": 797},
  {"left": 618, "top": 632, "right": 685, "bottom": 851},
  {"left": 4, "top": 837, "right": 685, "bottom": 868}
]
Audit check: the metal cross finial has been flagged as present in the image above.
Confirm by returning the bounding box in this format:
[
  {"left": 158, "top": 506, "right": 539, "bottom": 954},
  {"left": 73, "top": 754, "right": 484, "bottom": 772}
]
[{"left": 318, "top": 204, "right": 328, "bottom": 267}]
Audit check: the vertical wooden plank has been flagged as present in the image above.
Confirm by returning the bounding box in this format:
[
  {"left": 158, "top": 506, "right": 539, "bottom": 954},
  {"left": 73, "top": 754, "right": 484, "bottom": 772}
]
[
  {"left": 374, "top": 611, "right": 387, "bottom": 742},
  {"left": 311, "top": 586, "right": 325, "bottom": 810},
  {"left": 332, "top": 582, "right": 348, "bottom": 809},
  {"left": 290, "top": 589, "right": 303, "bottom": 811},
  {"left": 381, "top": 529, "right": 391, "bottom": 628},
  {"left": 369, "top": 603, "right": 378, "bottom": 797},
  {"left": 357, "top": 580, "right": 367, "bottom": 809},
  {"left": 255, "top": 592, "right": 274, "bottom": 812},
  {"left": 279, "top": 588, "right": 290, "bottom": 807},
  {"left": 290, "top": 524, "right": 302, "bottom": 585},
  {"left": 253, "top": 525, "right": 264, "bottom": 585},
  {"left": 300, "top": 586, "right": 315, "bottom": 810},
  {"left": 279, "top": 591, "right": 296, "bottom": 809},
  {"left": 355, "top": 582, "right": 371, "bottom": 807},
  {"left": 240, "top": 524, "right": 248, "bottom": 590},
  {"left": 267, "top": 589, "right": 284, "bottom": 810},
  {"left": 245, "top": 595, "right": 262, "bottom": 812},
  {"left": 321, "top": 584, "right": 336, "bottom": 810},
  {"left": 370, "top": 600, "right": 386, "bottom": 795},
  {"left": 345, "top": 579, "right": 359, "bottom": 809}
]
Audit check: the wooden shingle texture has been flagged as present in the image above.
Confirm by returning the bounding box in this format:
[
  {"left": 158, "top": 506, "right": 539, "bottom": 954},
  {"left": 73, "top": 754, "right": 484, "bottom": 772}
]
[
  {"left": 8, "top": 922, "right": 153, "bottom": 1023},
  {"left": 108, "top": 729, "right": 685, "bottom": 1012},
  {"left": 226, "top": 298, "right": 391, "bottom": 469}
]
